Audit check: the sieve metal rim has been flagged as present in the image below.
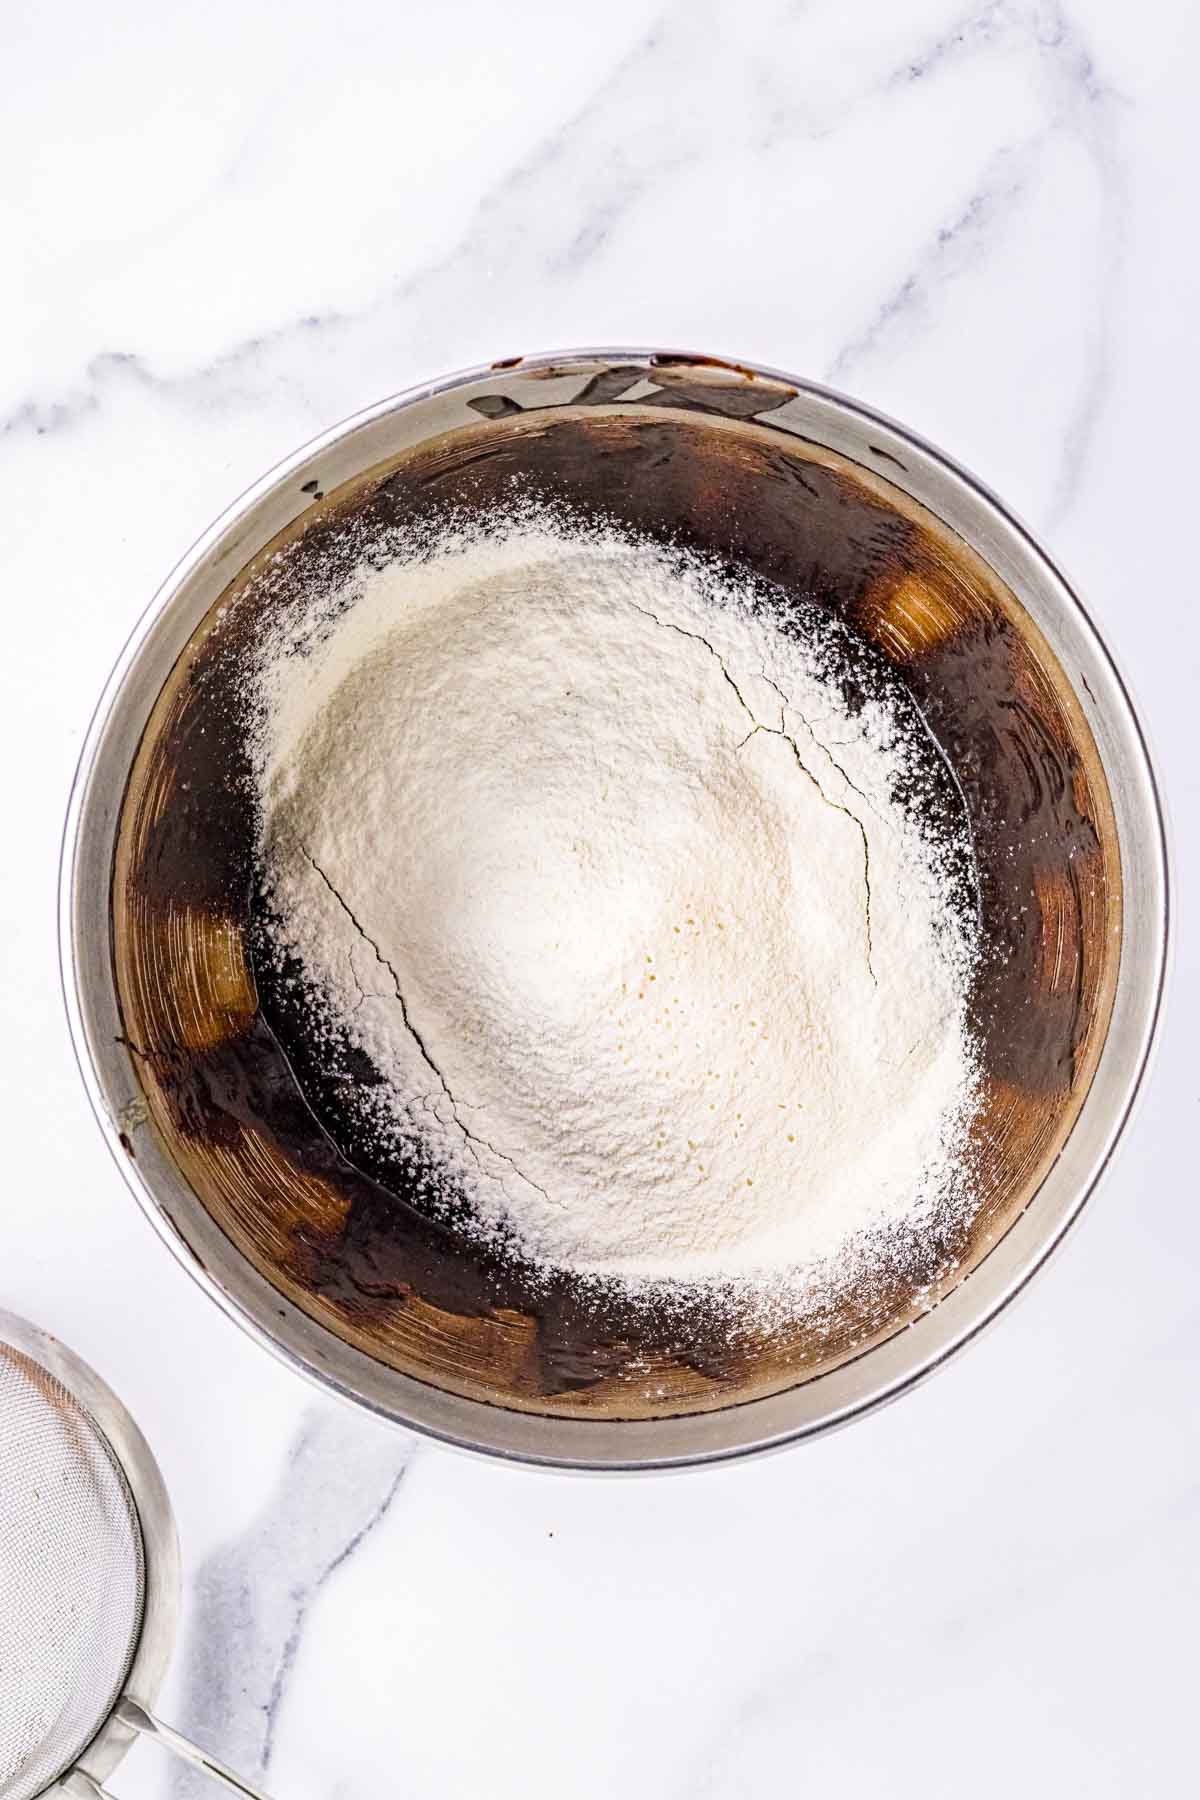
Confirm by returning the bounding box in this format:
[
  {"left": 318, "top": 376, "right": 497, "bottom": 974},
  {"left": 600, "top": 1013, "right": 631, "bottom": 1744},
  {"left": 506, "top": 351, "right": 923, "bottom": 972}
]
[{"left": 0, "top": 1311, "right": 180, "bottom": 1797}]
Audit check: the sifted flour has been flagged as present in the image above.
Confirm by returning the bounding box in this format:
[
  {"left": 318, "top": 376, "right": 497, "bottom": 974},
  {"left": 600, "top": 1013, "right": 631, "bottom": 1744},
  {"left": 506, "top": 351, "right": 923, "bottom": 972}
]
[{"left": 248, "top": 508, "right": 980, "bottom": 1316}]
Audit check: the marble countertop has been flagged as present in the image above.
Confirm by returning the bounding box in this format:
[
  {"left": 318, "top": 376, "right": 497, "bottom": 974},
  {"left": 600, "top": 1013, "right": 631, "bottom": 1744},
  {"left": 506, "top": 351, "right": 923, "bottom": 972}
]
[{"left": 4, "top": 3, "right": 1197, "bottom": 1794}]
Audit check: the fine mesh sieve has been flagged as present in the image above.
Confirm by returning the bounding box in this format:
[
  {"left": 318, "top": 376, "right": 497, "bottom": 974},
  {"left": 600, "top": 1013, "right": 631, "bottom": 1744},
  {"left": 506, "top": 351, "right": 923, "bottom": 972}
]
[{"left": 0, "top": 1312, "right": 273, "bottom": 1800}]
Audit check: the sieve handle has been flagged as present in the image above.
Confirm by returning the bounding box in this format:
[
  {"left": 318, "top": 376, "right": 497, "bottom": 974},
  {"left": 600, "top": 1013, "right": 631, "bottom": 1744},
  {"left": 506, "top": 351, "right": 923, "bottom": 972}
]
[{"left": 63, "top": 1699, "right": 277, "bottom": 1800}]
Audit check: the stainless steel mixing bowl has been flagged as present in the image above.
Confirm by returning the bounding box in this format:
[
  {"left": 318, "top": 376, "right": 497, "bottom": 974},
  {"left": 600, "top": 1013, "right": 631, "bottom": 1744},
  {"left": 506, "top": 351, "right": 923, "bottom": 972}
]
[{"left": 60, "top": 349, "right": 1168, "bottom": 1469}]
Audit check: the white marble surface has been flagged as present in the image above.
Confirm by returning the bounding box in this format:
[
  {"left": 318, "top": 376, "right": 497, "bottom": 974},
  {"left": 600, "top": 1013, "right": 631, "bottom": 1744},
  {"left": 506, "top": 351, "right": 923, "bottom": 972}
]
[{"left": 3, "top": 2, "right": 1197, "bottom": 1794}]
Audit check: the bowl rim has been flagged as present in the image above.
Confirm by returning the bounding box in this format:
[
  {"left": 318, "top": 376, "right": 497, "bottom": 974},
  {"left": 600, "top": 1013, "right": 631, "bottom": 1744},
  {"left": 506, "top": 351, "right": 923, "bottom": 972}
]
[{"left": 59, "top": 346, "right": 1171, "bottom": 1471}]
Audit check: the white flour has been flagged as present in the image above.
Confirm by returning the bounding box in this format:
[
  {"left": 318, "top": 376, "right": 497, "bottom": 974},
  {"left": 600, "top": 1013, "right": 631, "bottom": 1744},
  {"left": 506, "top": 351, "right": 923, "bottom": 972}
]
[{"left": 248, "top": 509, "right": 979, "bottom": 1315}]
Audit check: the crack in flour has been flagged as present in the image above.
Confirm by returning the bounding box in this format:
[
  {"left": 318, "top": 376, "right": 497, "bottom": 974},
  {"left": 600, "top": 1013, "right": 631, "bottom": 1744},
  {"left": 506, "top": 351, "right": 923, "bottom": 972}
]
[
  {"left": 245, "top": 506, "right": 981, "bottom": 1319},
  {"left": 628, "top": 599, "right": 878, "bottom": 980},
  {"left": 297, "top": 843, "right": 553, "bottom": 1204}
]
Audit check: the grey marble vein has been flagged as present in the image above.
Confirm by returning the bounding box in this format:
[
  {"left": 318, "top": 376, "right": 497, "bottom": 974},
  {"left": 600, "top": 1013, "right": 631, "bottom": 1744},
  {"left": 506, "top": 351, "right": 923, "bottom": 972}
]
[
  {"left": 828, "top": 0, "right": 1128, "bottom": 523},
  {"left": 0, "top": 307, "right": 350, "bottom": 442},
  {"left": 4, "top": 0, "right": 1128, "bottom": 536},
  {"left": 0, "top": 1, "right": 1008, "bottom": 445},
  {"left": 1035, "top": 1, "right": 1129, "bottom": 524},
  {"left": 888, "top": 0, "right": 1016, "bottom": 89},
  {"left": 168, "top": 1403, "right": 416, "bottom": 1798},
  {"left": 0, "top": 4, "right": 683, "bottom": 442},
  {"left": 826, "top": 134, "right": 1046, "bottom": 387},
  {"left": 1, "top": 0, "right": 908, "bottom": 441}
]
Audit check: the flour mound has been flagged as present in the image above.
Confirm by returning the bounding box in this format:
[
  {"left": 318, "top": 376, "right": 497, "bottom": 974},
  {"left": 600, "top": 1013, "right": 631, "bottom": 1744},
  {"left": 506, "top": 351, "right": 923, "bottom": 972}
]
[{"left": 249, "top": 511, "right": 980, "bottom": 1312}]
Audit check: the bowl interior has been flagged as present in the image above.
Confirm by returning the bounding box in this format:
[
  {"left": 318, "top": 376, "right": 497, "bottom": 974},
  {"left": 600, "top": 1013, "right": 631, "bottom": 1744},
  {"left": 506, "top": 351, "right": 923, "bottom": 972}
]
[{"left": 105, "top": 360, "right": 1122, "bottom": 1428}]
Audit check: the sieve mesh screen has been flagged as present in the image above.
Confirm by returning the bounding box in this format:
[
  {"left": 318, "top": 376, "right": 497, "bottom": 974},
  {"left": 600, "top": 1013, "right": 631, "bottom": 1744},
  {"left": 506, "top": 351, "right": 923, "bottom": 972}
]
[{"left": 0, "top": 1342, "right": 145, "bottom": 1800}]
